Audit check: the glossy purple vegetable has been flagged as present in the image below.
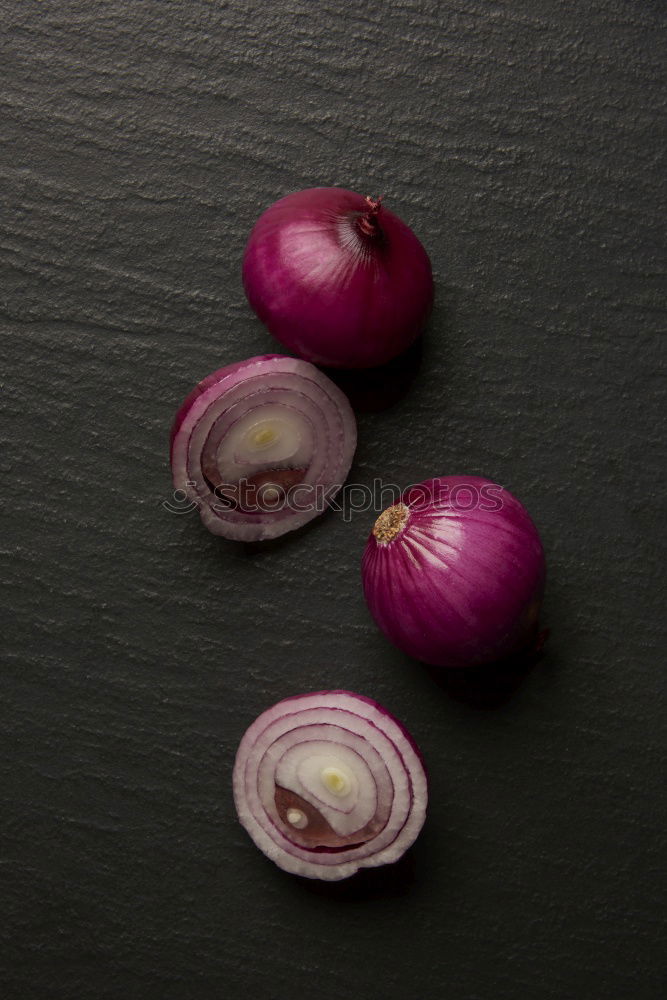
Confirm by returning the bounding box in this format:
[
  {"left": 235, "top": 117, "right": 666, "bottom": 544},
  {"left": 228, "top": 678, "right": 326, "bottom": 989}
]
[
  {"left": 170, "top": 355, "right": 356, "bottom": 542},
  {"left": 233, "top": 691, "right": 428, "bottom": 880},
  {"left": 362, "top": 476, "right": 546, "bottom": 668},
  {"left": 242, "top": 187, "right": 433, "bottom": 369}
]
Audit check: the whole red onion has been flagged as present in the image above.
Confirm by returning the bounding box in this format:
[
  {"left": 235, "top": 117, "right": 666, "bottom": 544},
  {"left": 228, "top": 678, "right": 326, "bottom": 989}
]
[
  {"left": 242, "top": 187, "right": 433, "bottom": 369},
  {"left": 362, "top": 476, "right": 546, "bottom": 669},
  {"left": 233, "top": 691, "right": 428, "bottom": 880},
  {"left": 170, "top": 355, "right": 356, "bottom": 542}
]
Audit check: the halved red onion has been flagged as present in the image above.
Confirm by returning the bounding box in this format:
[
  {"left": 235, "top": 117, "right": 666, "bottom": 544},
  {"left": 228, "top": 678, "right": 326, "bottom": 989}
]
[
  {"left": 362, "top": 476, "right": 546, "bottom": 669},
  {"left": 170, "top": 355, "right": 356, "bottom": 541},
  {"left": 233, "top": 691, "right": 428, "bottom": 880}
]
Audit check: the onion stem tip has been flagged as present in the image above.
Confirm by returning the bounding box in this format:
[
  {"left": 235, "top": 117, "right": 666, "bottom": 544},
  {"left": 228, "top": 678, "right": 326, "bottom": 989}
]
[{"left": 373, "top": 503, "right": 409, "bottom": 543}]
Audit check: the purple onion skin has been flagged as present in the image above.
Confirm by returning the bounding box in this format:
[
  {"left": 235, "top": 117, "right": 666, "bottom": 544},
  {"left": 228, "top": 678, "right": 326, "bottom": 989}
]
[
  {"left": 362, "top": 476, "right": 546, "bottom": 669},
  {"left": 242, "top": 188, "right": 434, "bottom": 369}
]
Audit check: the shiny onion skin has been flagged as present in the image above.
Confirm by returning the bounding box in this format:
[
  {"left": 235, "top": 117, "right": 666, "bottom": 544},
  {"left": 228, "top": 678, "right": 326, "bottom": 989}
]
[
  {"left": 233, "top": 691, "right": 428, "bottom": 880},
  {"left": 170, "top": 355, "right": 356, "bottom": 542},
  {"left": 362, "top": 476, "right": 546, "bottom": 669},
  {"left": 242, "top": 187, "right": 433, "bottom": 369}
]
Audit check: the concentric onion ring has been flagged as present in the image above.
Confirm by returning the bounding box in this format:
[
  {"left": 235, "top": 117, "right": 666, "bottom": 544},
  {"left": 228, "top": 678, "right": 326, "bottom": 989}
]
[
  {"left": 170, "top": 355, "right": 356, "bottom": 541},
  {"left": 233, "top": 691, "right": 428, "bottom": 880}
]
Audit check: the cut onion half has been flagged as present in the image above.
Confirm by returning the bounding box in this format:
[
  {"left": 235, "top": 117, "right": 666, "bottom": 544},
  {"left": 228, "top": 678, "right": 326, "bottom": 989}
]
[
  {"left": 233, "top": 691, "right": 428, "bottom": 880},
  {"left": 170, "top": 355, "right": 357, "bottom": 541}
]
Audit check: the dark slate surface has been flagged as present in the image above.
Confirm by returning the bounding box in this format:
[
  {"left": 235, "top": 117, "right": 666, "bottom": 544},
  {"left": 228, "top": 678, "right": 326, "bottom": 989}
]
[{"left": 2, "top": 2, "right": 665, "bottom": 998}]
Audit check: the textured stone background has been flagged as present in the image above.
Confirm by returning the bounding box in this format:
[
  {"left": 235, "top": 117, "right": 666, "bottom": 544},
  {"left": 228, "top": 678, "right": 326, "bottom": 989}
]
[{"left": 2, "top": 1, "right": 665, "bottom": 998}]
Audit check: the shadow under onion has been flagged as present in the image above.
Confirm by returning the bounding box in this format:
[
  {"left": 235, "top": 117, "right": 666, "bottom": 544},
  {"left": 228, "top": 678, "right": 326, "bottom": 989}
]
[
  {"left": 323, "top": 337, "right": 424, "bottom": 413},
  {"left": 285, "top": 841, "right": 419, "bottom": 902},
  {"left": 422, "top": 630, "right": 550, "bottom": 709}
]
